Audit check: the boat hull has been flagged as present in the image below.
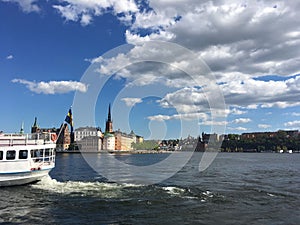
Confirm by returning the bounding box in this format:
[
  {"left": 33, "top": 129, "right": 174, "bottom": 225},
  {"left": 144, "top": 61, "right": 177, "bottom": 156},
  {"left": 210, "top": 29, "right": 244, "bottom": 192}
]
[{"left": 0, "top": 169, "right": 52, "bottom": 187}]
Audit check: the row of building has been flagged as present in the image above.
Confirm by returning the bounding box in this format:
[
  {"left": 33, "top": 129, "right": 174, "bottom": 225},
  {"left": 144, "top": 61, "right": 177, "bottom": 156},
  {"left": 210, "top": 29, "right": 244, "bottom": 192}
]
[{"left": 31, "top": 105, "right": 144, "bottom": 152}]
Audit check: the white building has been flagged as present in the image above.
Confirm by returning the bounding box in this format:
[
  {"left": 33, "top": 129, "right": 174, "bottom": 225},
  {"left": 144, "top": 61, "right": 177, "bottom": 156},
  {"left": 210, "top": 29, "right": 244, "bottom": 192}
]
[
  {"left": 74, "top": 126, "right": 102, "bottom": 141},
  {"left": 103, "top": 133, "right": 115, "bottom": 151},
  {"left": 75, "top": 127, "right": 103, "bottom": 152}
]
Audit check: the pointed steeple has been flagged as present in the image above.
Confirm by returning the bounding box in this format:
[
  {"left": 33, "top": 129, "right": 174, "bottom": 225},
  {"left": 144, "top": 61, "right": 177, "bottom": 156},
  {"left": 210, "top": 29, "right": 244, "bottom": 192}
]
[
  {"left": 107, "top": 103, "right": 112, "bottom": 122},
  {"left": 105, "top": 104, "right": 113, "bottom": 133},
  {"left": 33, "top": 117, "right": 38, "bottom": 127},
  {"left": 31, "top": 117, "right": 39, "bottom": 133},
  {"left": 20, "top": 122, "right": 24, "bottom": 134}
]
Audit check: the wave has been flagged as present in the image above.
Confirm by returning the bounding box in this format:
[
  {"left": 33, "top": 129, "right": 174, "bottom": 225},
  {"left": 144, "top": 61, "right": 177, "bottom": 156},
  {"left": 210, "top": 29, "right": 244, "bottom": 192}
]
[
  {"left": 161, "top": 186, "right": 221, "bottom": 201},
  {"left": 32, "top": 176, "right": 223, "bottom": 203},
  {"left": 162, "top": 186, "right": 186, "bottom": 196},
  {"left": 31, "top": 175, "right": 142, "bottom": 198}
]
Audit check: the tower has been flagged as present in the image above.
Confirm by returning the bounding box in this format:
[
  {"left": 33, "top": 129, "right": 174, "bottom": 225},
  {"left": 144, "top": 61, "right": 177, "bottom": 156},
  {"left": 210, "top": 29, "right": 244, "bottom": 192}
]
[
  {"left": 31, "top": 117, "right": 40, "bottom": 133},
  {"left": 105, "top": 104, "right": 113, "bottom": 133},
  {"left": 20, "top": 122, "right": 24, "bottom": 134}
]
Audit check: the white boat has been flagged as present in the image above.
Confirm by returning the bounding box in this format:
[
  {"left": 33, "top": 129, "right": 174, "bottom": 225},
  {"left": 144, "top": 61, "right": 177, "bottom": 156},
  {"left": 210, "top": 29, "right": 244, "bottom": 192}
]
[{"left": 0, "top": 132, "right": 56, "bottom": 187}]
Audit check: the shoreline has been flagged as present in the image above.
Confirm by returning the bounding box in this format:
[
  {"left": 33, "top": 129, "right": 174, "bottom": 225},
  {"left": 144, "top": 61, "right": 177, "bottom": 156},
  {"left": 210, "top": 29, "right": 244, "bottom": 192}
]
[
  {"left": 55, "top": 149, "right": 300, "bottom": 154},
  {"left": 55, "top": 149, "right": 172, "bottom": 154}
]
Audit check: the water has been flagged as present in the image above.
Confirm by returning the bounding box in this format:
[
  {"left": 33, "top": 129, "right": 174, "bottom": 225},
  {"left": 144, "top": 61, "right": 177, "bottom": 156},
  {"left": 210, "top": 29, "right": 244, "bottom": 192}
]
[{"left": 0, "top": 152, "right": 299, "bottom": 224}]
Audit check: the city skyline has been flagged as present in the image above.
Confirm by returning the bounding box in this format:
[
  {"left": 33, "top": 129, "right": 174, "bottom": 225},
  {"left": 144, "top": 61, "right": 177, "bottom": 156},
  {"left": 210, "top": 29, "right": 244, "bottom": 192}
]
[{"left": 1, "top": 0, "right": 300, "bottom": 139}]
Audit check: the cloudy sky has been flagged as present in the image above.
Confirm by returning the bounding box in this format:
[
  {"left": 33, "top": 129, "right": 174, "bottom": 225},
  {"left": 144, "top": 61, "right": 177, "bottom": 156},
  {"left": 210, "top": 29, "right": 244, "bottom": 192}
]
[{"left": 1, "top": 0, "right": 299, "bottom": 138}]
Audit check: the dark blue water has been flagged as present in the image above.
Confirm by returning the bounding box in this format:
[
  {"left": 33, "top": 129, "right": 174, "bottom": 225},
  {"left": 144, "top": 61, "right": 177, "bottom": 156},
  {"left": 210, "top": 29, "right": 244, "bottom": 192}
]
[{"left": 0, "top": 152, "right": 299, "bottom": 224}]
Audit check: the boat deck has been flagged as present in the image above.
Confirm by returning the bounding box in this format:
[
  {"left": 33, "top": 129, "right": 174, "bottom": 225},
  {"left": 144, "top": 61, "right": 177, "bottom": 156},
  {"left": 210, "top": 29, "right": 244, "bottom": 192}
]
[{"left": 0, "top": 133, "right": 56, "bottom": 147}]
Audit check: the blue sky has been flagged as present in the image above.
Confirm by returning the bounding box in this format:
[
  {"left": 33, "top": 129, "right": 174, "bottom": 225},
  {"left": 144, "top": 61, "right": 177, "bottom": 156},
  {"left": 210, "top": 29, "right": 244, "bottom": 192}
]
[{"left": 1, "top": 0, "right": 300, "bottom": 139}]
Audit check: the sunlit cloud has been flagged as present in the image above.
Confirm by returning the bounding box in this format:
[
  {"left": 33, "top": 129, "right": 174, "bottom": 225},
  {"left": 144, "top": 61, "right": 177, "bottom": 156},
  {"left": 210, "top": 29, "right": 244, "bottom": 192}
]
[
  {"left": 6, "top": 54, "right": 13, "bottom": 60},
  {"left": 121, "top": 97, "right": 142, "bottom": 107},
  {"left": 284, "top": 120, "right": 300, "bottom": 127},
  {"left": 232, "top": 118, "right": 252, "bottom": 124},
  {"left": 258, "top": 124, "right": 272, "bottom": 129},
  {"left": 2, "top": 0, "right": 40, "bottom": 13},
  {"left": 12, "top": 79, "right": 88, "bottom": 94}
]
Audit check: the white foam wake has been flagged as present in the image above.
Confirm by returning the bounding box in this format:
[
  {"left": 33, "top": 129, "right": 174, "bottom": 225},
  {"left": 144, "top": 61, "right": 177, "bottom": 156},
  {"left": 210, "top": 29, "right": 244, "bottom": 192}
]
[
  {"left": 162, "top": 186, "right": 186, "bottom": 196},
  {"left": 31, "top": 175, "right": 141, "bottom": 198}
]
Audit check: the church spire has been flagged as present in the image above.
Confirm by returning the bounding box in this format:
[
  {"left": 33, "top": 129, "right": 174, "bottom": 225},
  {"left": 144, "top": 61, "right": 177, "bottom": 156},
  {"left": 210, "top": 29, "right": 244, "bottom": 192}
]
[
  {"left": 108, "top": 103, "right": 112, "bottom": 122},
  {"left": 33, "top": 117, "right": 38, "bottom": 127},
  {"left": 105, "top": 104, "right": 113, "bottom": 133},
  {"left": 20, "top": 122, "right": 24, "bottom": 134},
  {"left": 31, "top": 117, "right": 39, "bottom": 133}
]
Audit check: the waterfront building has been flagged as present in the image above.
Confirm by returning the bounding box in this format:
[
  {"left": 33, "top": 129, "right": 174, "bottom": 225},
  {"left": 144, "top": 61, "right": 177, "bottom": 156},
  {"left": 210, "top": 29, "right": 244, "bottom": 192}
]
[
  {"left": 115, "top": 130, "right": 137, "bottom": 150},
  {"left": 102, "top": 104, "right": 143, "bottom": 151},
  {"left": 74, "top": 126, "right": 102, "bottom": 141},
  {"left": 77, "top": 136, "right": 102, "bottom": 152},
  {"left": 202, "top": 132, "right": 219, "bottom": 143},
  {"left": 74, "top": 127, "right": 103, "bottom": 152},
  {"left": 56, "top": 124, "right": 71, "bottom": 150},
  {"left": 31, "top": 117, "right": 70, "bottom": 150},
  {"left": 103, "top": 133, "right": 115, "bottom": 150},
  {"left": 136, "top": 135, "right": 144, "bottom": 144}
]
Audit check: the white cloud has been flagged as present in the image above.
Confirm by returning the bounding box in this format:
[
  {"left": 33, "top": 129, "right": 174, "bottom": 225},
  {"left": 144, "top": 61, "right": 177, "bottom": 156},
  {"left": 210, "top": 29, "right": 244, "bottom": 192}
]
[
  {"left": 125, "top": 30, "right": 175, "bottom": 44},
  {"left": 85, "top": 0, "right": 300, "bottom": 113},
  {"left": 11, "top": 79, "right": 88, "bottom": 94},
  {"left": 148, "top": 112, "right": 208, "bottom": 122},
  {"left": 232, "top": 118, "right": 251, "bottom": 124},
  {"left": 93, "top": 39, "right": 300, "bottom": 114},
  {"left": 221, "top": 76, "right": 300, "bottom": 109},
  {"left": 156, "top": 75, "right": 300, "bottom": 115},
  {"left": 2, "top": 0, "right": 40, "bottom": 13},
  {"left": 7, "top": 0, "right": 300, "bottom": 128},
  {"left": 121, "top": 97, "right": 142, "bottom": 107},
  {"left": 6, "top": 55, "right": 13, "bottom": 60},
  {"left": 231, "top": 108, "right": 247, "bottom": 115},
  {"left": 291, "top": 112, "right": 300, "bottom": 117},
  {"left": 284, "top": 120, "right": 300, "bottom": 127},
  {"left": 261, "top": 102, "right": 300, "bottom": 109},
  {"left": 80, "top": 13, "right": 92, "bottom": 26},
  {"left": 201, "top": 120, "right": 228, "bottom": 126},
  {"left": 126, "top": 0, "right": 300, "bottom": 79},
  {"left": 228, "top": 126, "right": 247, "bottom": 131},
  {"left": 52, "top": 0, "right": 138, "bottom": 26},
  {"left": 6, "top": 0, "right": 300, "bottom": 82},
  {"left": 258, "top": 124, "right": 271, "bottom": 129},
  {"left": 52, "top": 5, "right": 79, "bottom": 22}
]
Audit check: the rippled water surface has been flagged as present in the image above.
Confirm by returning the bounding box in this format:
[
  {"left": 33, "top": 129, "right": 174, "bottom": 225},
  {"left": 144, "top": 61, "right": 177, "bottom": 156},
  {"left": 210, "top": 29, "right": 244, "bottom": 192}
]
[{"left": 0, "top": 153, "right": 299, "bottom": 224}]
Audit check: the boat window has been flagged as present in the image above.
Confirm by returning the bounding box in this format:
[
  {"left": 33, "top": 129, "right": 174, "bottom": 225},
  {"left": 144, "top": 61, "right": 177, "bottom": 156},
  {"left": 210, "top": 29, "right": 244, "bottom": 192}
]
[
  {"left": 19, "top": 150, "right": 28, "bottom": 159},
  {"left": 0, "top": 151, "right": 3, "bottom": 160},
  {"left": 45, "top": 149, "right": 50, "bottom": 156},
  {"left": 31, "top": 150, "right": 41, "bottom": 158},
  {"left": 6, "top": 150, "right": 16, "bottom": 160}
]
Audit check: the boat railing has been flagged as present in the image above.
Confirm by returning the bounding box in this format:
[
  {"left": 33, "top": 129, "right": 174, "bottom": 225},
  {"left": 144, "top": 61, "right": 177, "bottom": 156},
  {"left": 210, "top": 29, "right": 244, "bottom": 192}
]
[
  {"left": 30, "top": 148, "right": 55, "bottom": 165},
  {"left": 0, "top": 133, "right": 57, "bottom": 146}
]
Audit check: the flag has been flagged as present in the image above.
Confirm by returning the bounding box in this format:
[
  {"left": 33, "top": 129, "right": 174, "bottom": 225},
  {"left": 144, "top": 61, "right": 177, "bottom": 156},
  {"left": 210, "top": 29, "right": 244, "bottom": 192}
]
[{"left": 65, "top": 108, "right": 73, "bottom": 129}]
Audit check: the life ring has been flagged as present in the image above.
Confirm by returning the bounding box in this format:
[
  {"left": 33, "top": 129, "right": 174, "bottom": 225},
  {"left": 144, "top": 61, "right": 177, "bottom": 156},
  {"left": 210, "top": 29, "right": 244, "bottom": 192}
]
[{"left": 51, "top": 133, "right": 57, "bottom": 141}]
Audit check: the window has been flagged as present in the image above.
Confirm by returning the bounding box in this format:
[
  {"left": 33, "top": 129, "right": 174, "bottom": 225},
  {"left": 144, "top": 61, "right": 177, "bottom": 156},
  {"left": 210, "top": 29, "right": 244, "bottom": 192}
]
[
  {"left": 6, "top": 150, "right": 16, "bottom": 160},
  {"left": 0, "top": 151, "right": 3, "bottom": 160},
  {"left": 45, "top": 149, "right": 50, "bottom": 156},
  {"left": 19, "top": 150, "right": 28, "bottom": 159},
  {"left": 31, "top": 150, "right": 41, "bottom": 158},
  {"left": 30, "top": 149, "right": 42, "bottom": 162}
]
